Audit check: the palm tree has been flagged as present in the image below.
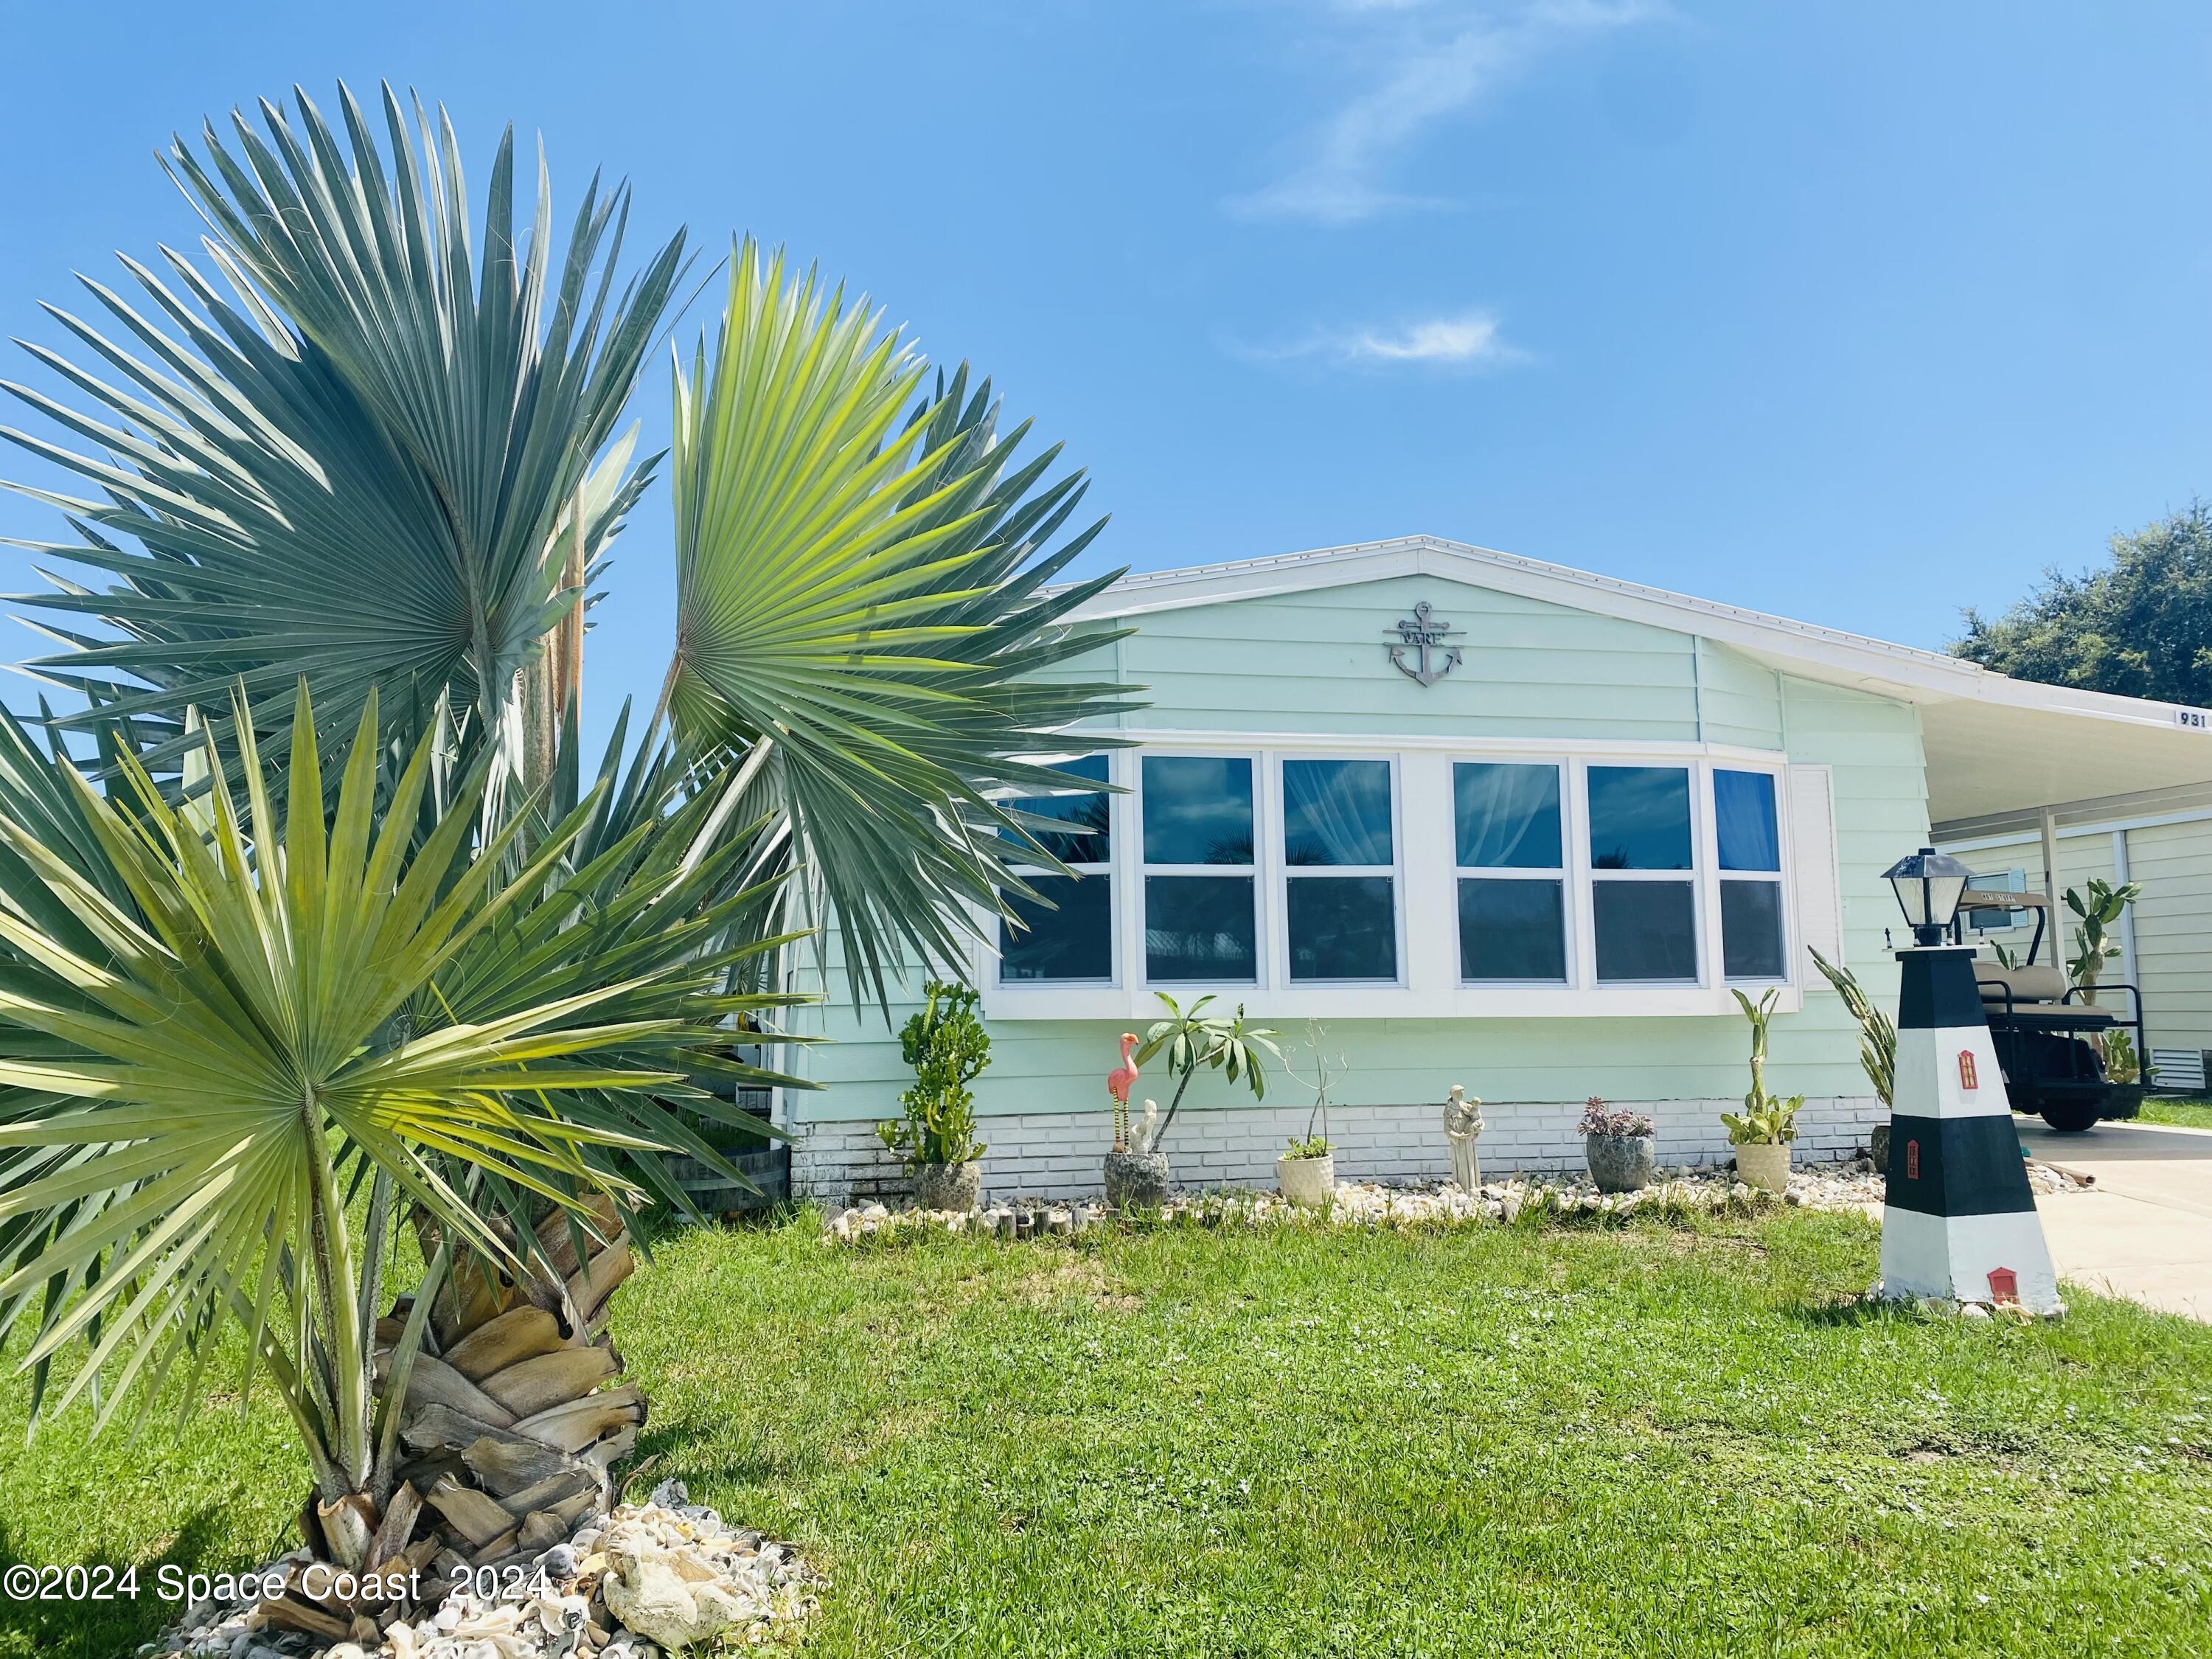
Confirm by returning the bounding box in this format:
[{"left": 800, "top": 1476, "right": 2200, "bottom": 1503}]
[{"left": 0, "top": 83, "right": 1133, "bottom": 1620}]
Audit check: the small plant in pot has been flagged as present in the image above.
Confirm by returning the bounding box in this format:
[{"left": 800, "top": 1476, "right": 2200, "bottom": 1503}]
[
  {"left": 880, "top": 978, "right": 990, "bottom": 1211},
  {"left": 1580, "top": 1096, "right": 1656, "bottom": 1193},
  {"left": 1276, "top": 1024, "right": 1344, "bottom": 1207},
  {"left": 1105, "top": 992, "right": 1278, "bottom": 1204},
  {"left": 1722, "top": 987, "right": 1802, "bottom": 1193}
]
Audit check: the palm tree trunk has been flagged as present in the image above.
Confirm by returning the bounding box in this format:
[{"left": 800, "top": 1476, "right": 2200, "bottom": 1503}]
[{"left": 375, "top": 1200, "right": 644, "bottom": 1571}]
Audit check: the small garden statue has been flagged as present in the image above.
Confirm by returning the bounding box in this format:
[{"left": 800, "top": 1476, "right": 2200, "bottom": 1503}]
[
  {"left": 1442, "top": 1083, "right": 1484, "bottom": 1190},
  {"left": 1580, "top": 1096, "right": 1656, "bottom": 1193}
]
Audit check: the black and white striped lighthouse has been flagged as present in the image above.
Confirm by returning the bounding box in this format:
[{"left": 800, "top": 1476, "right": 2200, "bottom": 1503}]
[{"left": 1877, "top": 849, "right": 2061, "bottom": 1314}]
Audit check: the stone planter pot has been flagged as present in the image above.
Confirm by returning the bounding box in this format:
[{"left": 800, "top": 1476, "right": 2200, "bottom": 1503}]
[
  {"left": 1276, "top": 1152, "right": 1336, "bottom": 1208},
  {"left": 1734, "top": 1141, "right": 1791, "bottom": 1194},
  {"left": 1585, "top": 1133, "right": 1655, "bottom": 1194},
  {"left": 912, "top": 1161, "right": 982, "bottom": 1213},
  {"left": 1103, "top": 1150, "right": 1173, "bottom": 1208},
  {"left": 1869, "top": 1122, "right": 1891, "bottom": 1175}
]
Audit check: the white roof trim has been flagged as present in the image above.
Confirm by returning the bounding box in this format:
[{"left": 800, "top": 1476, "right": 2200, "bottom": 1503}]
[{"left": 1065, "top": 534, "right": 2212, "bottom": 733}]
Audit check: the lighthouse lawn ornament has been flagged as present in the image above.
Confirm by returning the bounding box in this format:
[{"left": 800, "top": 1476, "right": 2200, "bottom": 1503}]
[{"left": 1875, "top": 848, "right": 2062, "bottom": 1315}]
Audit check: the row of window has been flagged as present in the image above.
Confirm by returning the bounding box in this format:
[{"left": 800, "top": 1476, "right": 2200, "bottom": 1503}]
[{"left": 997, "top": 754, "right": 1790, "bottom": 988}]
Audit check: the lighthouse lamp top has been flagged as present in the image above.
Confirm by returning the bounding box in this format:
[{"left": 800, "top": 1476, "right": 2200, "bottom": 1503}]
[{"left": 1882, "top": 845, "right": 1973, "bottom": 947}]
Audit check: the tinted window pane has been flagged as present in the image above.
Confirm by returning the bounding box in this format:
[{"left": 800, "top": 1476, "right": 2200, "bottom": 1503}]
[
  {"left": 1282, "top": 759, "right": 1394, "bottom": 866},
  {"left": 1001, "top": 755, "right": 1111, "bottom": 864},
  {"left": 1587, "top": 766, "right": 1693, "bottom": 870},
  {"left": 1454, "top": 763, "right": 1562, "bottom": 869},
  {"left": 1145, "top": 875, "right": 1256, "bottom": 981},
  {"left": 1714, "top": 770, "right": 1780, "bottom": 872},
  {"left": 1593, "top": 881, "right": 1698, "bottom": 981},
  {"left": 1142, "top": 757, "right": 1253, "bottom": 865},
  {"left": 1000, "top": 874, "right": 1111, "bottom": 981},
  {"left": 1721, "top": 880, "right": 1787, "bottom": 980},
  {"left": 1287, "top": 877, "right": 1397, "bottom": 981},
  {"left": 1458, "top": 879, "right": 1567, "bottom": 981}
]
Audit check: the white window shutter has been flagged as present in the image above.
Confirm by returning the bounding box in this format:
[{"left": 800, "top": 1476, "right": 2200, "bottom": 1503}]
[{"left": 1787, "top": 765, "right": 1844, "bottom": 973}]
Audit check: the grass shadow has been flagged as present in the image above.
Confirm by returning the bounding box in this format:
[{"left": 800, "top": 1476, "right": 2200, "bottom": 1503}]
[{"left": 0, "top": 1504, "right": 238, "bottom": 1659}]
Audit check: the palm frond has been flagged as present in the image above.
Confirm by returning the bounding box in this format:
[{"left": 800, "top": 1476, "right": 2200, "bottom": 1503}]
[
  {"left": 0, "top": 683, "right": 725, "bottom": 1486},
  {"left": 666, "top": 239, "right": 1139, "bottom": 1001},
  {"left": 1, "top": 82, "right": 686, "bottom": 786}
]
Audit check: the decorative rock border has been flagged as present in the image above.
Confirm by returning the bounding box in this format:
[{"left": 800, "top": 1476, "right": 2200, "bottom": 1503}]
[
  {"left": 148, "top": 1484, "right": 815, "bottom": 1659},
  {"left": 818, "top": 1156, "right": 2090, "bottom": 1248}
]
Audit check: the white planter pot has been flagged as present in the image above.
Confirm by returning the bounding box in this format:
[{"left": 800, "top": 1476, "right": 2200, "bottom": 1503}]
[
  {"left": 1277, "top": 1152, "right": 1337, "bottom": 1208},
  {"left": 1734, "top": 1141, "right": 1791, "bottom": 1194}
]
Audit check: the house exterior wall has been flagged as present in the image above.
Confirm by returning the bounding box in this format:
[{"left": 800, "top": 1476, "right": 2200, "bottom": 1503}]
[
  {"left": 782, "top": 572, "right": 1921, "bottom": 1203},
  {"left": 2125, "top": 819, "right": 2212, "bottom": 1054}
]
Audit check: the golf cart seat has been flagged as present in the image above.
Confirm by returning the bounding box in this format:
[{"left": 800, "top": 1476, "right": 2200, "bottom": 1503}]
[{"left": 1975, "top": 961, "right": 2067, "bottom": 1006}]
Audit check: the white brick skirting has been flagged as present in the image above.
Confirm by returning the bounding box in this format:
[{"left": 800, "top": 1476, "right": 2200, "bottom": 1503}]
[{"left": 789, "top": 1096, "right": 1888, "bottom": 1208}]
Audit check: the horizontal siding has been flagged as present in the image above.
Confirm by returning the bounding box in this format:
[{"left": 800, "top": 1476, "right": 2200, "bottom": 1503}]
[
  {"left": 1697, "top": 639, "right": 1784, "bottom": 750},
  {"left": 1082, "top": 574, "right": 1705, "bottom": 742}
]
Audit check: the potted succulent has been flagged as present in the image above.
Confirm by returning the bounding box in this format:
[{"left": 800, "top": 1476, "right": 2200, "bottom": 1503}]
[
  {"left": 879, "top": 979, "right": 990, "bottom": 1211},
  {"left": 1105, "top": 992, "right": 1279, "bottom": 1203},
  {"left": 1722, "top": 988, "right": 1802, "bottom": 1193},
  {"left": 1580, "top": 1096, "right": 1656, "bottom": 1193},
  {"left": 1276, "top": 1024, "right": 1343, "bottom": 1207}
]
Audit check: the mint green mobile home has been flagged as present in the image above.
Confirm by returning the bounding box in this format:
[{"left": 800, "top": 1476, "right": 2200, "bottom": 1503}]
[{"left": 782, "top": 538, "right": 2212, "bottom": 1201}]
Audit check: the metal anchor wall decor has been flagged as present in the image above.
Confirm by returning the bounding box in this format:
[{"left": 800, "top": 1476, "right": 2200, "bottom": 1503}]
[{"left": 1386, "top": 600, "right": 1464, "bottom": 686}]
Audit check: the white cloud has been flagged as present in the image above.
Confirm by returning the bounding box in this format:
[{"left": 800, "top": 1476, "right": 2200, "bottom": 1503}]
[
  {"left": 1228, "top": 309, "right": 1522, "bottom": 369},
  {"left": 1228, "top": 0, "right": 1660, "bottom": 224}
]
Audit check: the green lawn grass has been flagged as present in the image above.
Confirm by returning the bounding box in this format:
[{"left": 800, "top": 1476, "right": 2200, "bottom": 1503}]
[
  {"left": 2136, "top": 1097, "right": 2212, "bottom": 1131},
  {"left": 7, "top": 1208, "right": 2212, "bottom": 1658}
]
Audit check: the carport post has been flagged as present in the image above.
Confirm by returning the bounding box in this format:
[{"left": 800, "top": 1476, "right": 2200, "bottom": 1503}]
[{"left": 2039, "top": 808, "right": 2063, "bottom": 972}]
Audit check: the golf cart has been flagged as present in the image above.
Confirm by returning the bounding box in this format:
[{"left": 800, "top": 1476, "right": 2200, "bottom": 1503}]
[{"left": 1953, "top": 888, "right": 2146, "bottom": 1133}]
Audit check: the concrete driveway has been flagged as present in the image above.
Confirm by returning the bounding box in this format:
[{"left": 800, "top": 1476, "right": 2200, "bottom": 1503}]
[{"left": 2017, "top": 1117, "right": 2212, "bottom": 1321}]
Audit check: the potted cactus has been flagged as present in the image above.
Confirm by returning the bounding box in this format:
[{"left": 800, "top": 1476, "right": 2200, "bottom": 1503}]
[
  {"left": 1722, "top": 988, "right": 1802, "bottom": 1193},
  {"left": 879, "top": 979, "right": 990, "bottom": 1211},
  {"left": 1580, "top": 1097, "right": 1656, "bottom": 1193}
]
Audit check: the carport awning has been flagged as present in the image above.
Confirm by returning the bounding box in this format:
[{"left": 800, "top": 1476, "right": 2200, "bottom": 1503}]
[
  {"left": 1920, "top": 694, "right": 2212, "bottom": 838},
  {"left": 1720, "top": 637, "right": 2212, "bottom": 839}
]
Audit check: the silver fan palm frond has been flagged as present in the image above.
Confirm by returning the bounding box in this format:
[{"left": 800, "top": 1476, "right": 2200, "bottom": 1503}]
[
  {"left": 665, "top": 239, "right": 1140, "bottom": 1001},
  {"left": 1, "top": 83, "right": 686, "bottom": 786}
]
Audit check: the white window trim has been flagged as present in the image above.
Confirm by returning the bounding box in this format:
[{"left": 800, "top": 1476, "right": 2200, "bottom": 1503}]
[
  {"left": 1275, "top": 753, "right": 1407, "bottom": 989},
  {"left": 1585, "top": 759, "right": 1707, "bottom": 987},
  {"left": 1450, "top": 757, "right": 1576, "bottom": 989},
  {"left": 1136, "top": 748, "right": 1263, "bottom": 989},
  {"left": 1712, "top": 765, "right": 1793, "bottom": 985},
  {"left": 975, "top": 732, "right": 1803, "bottom": 1022}
]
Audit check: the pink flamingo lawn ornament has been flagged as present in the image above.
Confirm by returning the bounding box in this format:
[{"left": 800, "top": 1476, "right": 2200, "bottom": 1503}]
[{"left": 1107, "top": 1033, "right": 1141, "bottom": 1150}]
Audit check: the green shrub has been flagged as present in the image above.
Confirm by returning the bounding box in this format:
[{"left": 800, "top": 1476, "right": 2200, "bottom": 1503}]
[{"left": 880, "top": 979, "right": 991, "bottom": 1166}]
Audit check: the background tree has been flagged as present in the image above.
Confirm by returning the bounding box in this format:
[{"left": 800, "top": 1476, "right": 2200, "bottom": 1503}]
[{"left": 1952, "top": 503, "right": 2212, "bottom": 703}]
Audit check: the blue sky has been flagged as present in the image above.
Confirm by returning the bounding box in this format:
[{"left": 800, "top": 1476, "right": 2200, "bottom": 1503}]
[{"left": 1, "top": 1, "right": 2207, "bottom": 738}]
